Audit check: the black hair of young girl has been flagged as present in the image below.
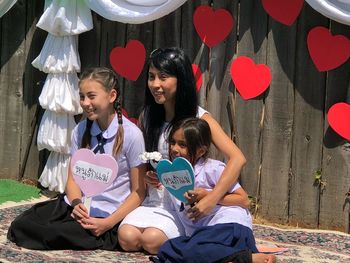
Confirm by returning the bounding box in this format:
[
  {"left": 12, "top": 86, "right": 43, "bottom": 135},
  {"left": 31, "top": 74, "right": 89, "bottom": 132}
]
[
  {"left": 141, "top": 47, "right": 198, "bottom": 152},
  {"left": 168, "top": 117, "right": 211, "bottom": 166},
  {"left": 79, "top": 67, "right": 124, "bottom": 156}
]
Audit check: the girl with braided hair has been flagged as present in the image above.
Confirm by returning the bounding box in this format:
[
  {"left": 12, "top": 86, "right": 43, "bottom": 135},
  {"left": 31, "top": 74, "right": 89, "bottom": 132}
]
[{"left": 7, "top": 67, "right": 147, "bottom": 250}]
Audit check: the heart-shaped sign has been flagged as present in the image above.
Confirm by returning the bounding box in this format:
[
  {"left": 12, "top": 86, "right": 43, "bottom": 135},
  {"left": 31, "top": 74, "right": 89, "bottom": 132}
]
[
  {"left": 71, "top": 148, "right": 118, "bottom": 197},
  {"left": 192, "top": 63, "right": 203, "bottom": 92},
  {"left": 156, "top": 157, "right": 194, "bottom": 203},
  {"left": 230, "top": 56, "right": 272, "bottom": 100},
  {"left": 307, "top": 26, "right": 350, "bottom": 72},
  {"left": 327, "top": 102, "right": 350, "bottom": 140},
  {"left": 262, "top": 0, "right": 304, "bottom": 26},
  {"left": 193, "top": 5, "right": 234, "bottom": 48},
  {"left": 110, "top": 40, "right": 146, "bottom": 81}
]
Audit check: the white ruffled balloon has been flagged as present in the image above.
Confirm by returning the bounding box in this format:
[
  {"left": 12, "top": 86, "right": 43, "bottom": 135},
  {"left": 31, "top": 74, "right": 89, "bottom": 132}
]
[
  {"left": 37, "top": 110, "right": 77, "bottom": 154},
  {"left": 32, "top": 34, "right": 80, "bottom": 73},
  {"left": 38, "top": 152, "right": 70, "bottom": 193},
  {"left": 39, "top": 73, "right": 82, "bottom": 114},
  {"left": 37, "top": 0, "right": 93, "bottom": 36}
]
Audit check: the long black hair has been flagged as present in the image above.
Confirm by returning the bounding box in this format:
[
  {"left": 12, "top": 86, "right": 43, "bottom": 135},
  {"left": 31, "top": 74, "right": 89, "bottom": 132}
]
[{"left": 141, "top": 47, "right": 198, "bottom": 152}]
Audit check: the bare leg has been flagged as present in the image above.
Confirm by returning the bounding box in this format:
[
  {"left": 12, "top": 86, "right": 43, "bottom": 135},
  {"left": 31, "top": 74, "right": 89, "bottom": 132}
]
[
  {"left": 252, "top": 253, "right": 276, "bottom": 263},
  {"left": 141, "top": 227, "right": 168, "bottom": 254},
  {"left": 118, "top": 224, "right": 143, "bottom": 251}
]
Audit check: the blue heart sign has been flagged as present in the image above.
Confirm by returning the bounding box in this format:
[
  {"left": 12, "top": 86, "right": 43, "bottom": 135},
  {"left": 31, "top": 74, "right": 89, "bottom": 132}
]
[{"left": 156, "top": 157, "right": 195, "bottom": 203}]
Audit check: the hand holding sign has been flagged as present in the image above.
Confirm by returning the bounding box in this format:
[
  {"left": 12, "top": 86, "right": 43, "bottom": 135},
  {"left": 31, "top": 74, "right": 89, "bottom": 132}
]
[
  {"left": 70, "top": 149, "right": 118, "bottom": 214},
  {"left": 156, "top": 157, "right": 194, "bottom": 203}
]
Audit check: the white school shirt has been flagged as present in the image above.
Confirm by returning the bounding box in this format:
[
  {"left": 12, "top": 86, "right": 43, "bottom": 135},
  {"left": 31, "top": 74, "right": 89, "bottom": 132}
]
[
  {"left": 65, "top": 114, "right": 145, "bottom": 217},
  {"left": 170, "top": 158, "right": 253, "bottom": 236}
]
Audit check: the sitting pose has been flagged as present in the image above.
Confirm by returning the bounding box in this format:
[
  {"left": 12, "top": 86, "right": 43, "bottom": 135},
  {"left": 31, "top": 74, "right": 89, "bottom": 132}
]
[
  {"left": 152, "top": 118, "right": 276, "bottom": 263},
  {"left": 7, "top": 67, "right": 146, "bottom": 250}
]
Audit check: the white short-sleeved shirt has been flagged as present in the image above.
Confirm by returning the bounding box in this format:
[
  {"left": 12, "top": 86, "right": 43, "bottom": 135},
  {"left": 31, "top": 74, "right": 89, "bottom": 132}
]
[
  {"left": 120, "top": 106, "right": 208, "bottom": 238},
  {"left": 170, "top": 158, "right": 253, "bottom": 236},
  {"left": 65, "top": 115, "right": 145, "bottom": 218}
]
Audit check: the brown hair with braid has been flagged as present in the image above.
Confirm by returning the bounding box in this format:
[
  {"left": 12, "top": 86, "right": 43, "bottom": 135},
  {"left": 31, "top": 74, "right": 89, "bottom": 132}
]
[{"left": 79, "top": 67, "right": 124, "bottom": 156}]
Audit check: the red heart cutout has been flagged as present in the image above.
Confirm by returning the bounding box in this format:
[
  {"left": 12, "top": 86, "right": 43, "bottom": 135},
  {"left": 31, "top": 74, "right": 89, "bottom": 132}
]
[
  {"left": 122, "top": 108, "right": 138, "bottom": 125},
  {"left": 262, "top": 0, "right": 304, "bottom": 26},
  {"left": 193, "top": 5, "right": 234, "bottom": 48},
  {"left": 307, "top": 26, "right": 350, "bottom": 72},
  {"left": 192, "top": 64, "right": 203, "bottom": 92},
  {"left": 230, "top": 56, "right": 272, "bottom": 100},
  {"left": 110, "top": 40, "right": 146, "bottom": 81},
  {"left": 327, "top": 102, "right": 350, "bottom": 140}
]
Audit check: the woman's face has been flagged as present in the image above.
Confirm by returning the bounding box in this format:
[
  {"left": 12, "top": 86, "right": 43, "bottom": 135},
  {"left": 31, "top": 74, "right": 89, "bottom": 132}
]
[
  {"left": 79, "top": 79, "right": 116, "bottom": 121},
  {"left": 148, "top": 66, "right": 177, "bottom": 105}
]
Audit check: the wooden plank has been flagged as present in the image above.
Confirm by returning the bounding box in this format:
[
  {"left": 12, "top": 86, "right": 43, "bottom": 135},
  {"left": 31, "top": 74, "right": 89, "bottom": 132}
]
[
  {"left": 234, "top": 0, "right": 268, "bottom": 199},
  {"left": 319, "top": 22, "right": 350, "bottom": 233},
  {"left": 259, "top": 13, "right": 297, "bottom": 223},
  {"left": 289, "top": 5, "right": 328, "bottom": 228},
  {"left": 0, "top": 2, "right": 27, "bottom": 180}
]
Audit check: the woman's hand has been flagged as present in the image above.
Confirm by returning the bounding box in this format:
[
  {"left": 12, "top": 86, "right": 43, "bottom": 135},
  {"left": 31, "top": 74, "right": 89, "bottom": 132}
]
[
  {"left": 145, "top": 170, "right": 162, "bottom": 189},
  {"left": 81, "top": 217, "right": 113, "bottom": 237},
  {"left": 186, "top": 193, "right": 217, "bottom": 221},
  {"left": 71, "top": 203, "right": 89, "bottom": 223},
  {"left": 185, "top": 188, "right": 209, "bottom": 205}
]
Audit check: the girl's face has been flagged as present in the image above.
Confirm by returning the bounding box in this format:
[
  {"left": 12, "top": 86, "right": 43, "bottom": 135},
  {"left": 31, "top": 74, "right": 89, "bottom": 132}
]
[
  {"left": 148, "top": 66, "right": 177, "bottom": 105},
  {"left": 79, "top": 79, "right": 116, "bottom": 121},
  {"left": 169, "top": 128, "right": 190, "bottom": 161}
]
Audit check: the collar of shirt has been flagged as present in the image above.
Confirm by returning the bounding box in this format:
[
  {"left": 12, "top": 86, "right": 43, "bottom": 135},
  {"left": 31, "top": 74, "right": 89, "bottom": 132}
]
[{"left": 90, "top": 115, "right": 119, "bottom": 139}]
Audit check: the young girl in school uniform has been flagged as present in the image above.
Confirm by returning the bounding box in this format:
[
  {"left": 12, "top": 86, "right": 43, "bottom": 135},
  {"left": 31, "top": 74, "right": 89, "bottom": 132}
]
[
  {"left": 7, "top": 67, "right": 146, "bottom": 250},
  {"left": 152, "top": 118, "right": 276, "bottom": 263}
]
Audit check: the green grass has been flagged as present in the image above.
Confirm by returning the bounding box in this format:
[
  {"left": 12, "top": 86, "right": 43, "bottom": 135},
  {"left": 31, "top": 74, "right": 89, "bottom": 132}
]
[{"left": 0, "top": 179, "right": 40, "bottom": 204}]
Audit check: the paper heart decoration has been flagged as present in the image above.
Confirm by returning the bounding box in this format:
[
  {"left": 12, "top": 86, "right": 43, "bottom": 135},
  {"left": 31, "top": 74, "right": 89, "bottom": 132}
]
[
  {"left": 110, "top": 40, "right": 146, "bottom": 81},
  {"left": 327, "top": 102, "right": 350, "bottom": 140},
  {"left": 192, "top": 63, "right": 203, "bottom": 92},
  {"left": 193, "top": 5, "right": 234, "bottom": 48},
  {"left": 230, "top": 56, "right": 272, "bottom": 100},
  {"left": 262, "top": 0, "right": 304, "bottom": 26},
  {"left": 307, "top": 26, "right": 350, "bottom": 72},
  {"left": 156, "top": 157, "right": 194, "bottom": 203},
  {"left": 71, "top": 148, "right": 118, "bottom": 197}
]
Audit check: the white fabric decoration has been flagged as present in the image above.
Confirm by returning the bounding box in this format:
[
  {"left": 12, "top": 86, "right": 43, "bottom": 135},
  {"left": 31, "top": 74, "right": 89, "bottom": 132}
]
[
  {"left": 39, "top": 73, "right": 82, "bottom": 114},
  {"left": 38, "top": 152, "right": 70, "bottom": 193},
  {"left": 306, "top": 0, "right": 350, "bottom": 25},
  {"left": 84, "top": 0, "right": 187, "bottom": 24},
  {"left": 32, "top": 34, "right": 80, "bottom": 74},
  {"left": 37, "top": 0, "right": 93, "bottom": 36},
  {"left": 0, "top": 0, "right": 17, "bottom": 18},
  {"left": 37, "top": 110, "right": 76, "bottom": 154}
]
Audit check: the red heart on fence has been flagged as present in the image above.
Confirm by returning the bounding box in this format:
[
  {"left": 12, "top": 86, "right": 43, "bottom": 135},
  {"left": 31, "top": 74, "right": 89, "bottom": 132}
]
[
  {"left": 192, "top": 64, "right": 203, "bottom": 92},
  {"left": 230, "top": 56, "right": 271, "bottom": 100},
  {"left": 193, "top": 5, "right": 234, "bottom": 48},
  {"left": 122, "top": 108, "right": 138, "bottom": 125},
  {"left": 328, "top": 102, "right": 350, "bottom": 140},
  {"left": 262, "top": 0, "right": 304, "bottom": 26},
  {"left": 110, "top": 40, "right": 146, "bottom": 81},
  {"left": 307, "top": 26, "right": 350, "bottom": 72}
]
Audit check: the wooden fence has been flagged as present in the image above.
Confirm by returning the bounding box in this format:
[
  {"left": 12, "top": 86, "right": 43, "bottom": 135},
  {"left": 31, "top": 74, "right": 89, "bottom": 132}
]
[{"left": 1, "top": 0, "right": 349, "bottom": 232}]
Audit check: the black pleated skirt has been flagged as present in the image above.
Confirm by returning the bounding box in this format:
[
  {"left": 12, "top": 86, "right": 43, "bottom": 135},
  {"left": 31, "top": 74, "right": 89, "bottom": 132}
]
[{"left": 7, "top": 195, "right": 120, "bottom": 250}]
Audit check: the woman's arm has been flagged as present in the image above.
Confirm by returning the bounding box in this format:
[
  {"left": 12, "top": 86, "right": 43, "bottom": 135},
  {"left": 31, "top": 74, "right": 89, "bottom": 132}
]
[
  {"left": 81, "top": 164, "right": 147, "bottom": 236},
  {"left": 194, "top": 113, "right": 246, "bottom": 217}
]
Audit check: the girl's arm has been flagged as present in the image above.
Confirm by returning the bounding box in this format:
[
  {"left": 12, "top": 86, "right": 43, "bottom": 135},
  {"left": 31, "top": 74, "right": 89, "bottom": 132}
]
[
  {"left": 194, "top": 113, "right": 246, "bottom": 217},
  {"left": 81, "top": 164, "right": 147, "bottom": 236}
]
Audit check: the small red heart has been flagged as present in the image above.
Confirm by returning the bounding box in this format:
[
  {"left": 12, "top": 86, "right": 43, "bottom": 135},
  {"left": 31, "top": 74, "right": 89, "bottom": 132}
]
[
  {"left": 230, "top": 56, "right": 272, "bottom": 100},
  {"left": 307, "top": 26, "right": 350, "bottom": 72},
  {"left": 193, "top": 5, "right": 234, "bottom": 48},
  {"left": 328, "top": 102, "right": 350, "bottom": 140},
  {"left": 192, "top": 64, "right": 203, "bottom": 92},
  {"left": 109, "top": 40, "right": 146, "bottom": 81},
  {"left": 122, "top": 108, "right": 138, "bottom": 125},
  {"left": 262, "top": 0, "right": 304, "bottom": 26}
]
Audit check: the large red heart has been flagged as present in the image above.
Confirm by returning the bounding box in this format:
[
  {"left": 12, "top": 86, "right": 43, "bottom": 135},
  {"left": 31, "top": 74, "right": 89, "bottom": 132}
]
[
  {"left": 307, "top": 26, "right": 350, "bottom": 72},
  {"left": 109, "top": 40, "right": 146, "bottom": 81},
  {"left": 230, "top": 56, "right": 272, "bottom": 100},
  {"left": 192, "top": 63, "right": 203, "bottom": 92},
  {"left": 262, "top": 0, "right": 304, "bottom": 26},
  {"left": 193, "top": 5, "right": 234, "bottom": 48},
  {"left": 327, "top": 102, "right": 350, "bottom": 140}
]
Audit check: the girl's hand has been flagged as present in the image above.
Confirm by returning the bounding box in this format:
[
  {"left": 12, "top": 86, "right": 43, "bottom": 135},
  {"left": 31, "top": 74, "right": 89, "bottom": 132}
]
[
  {"left": 186, "top": 194, "right": 216, "bottom": 221},
  {"left": 71, "top": 203, "right": 89, "bottom": 223},
  {"left": 80, "top": 217, "right": 113, "bottom": 237},
  {"left": 145, "top": 170, "right": 162, "bottom": 189},
  {"left": 185, "top": 188, "right": 209, "bottom": 204}
]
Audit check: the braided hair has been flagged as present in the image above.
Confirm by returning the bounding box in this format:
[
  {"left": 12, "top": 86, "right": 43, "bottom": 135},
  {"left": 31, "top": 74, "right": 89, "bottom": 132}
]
[{"left": 79, "top": 67, "right": 124, "bottom": 156}]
